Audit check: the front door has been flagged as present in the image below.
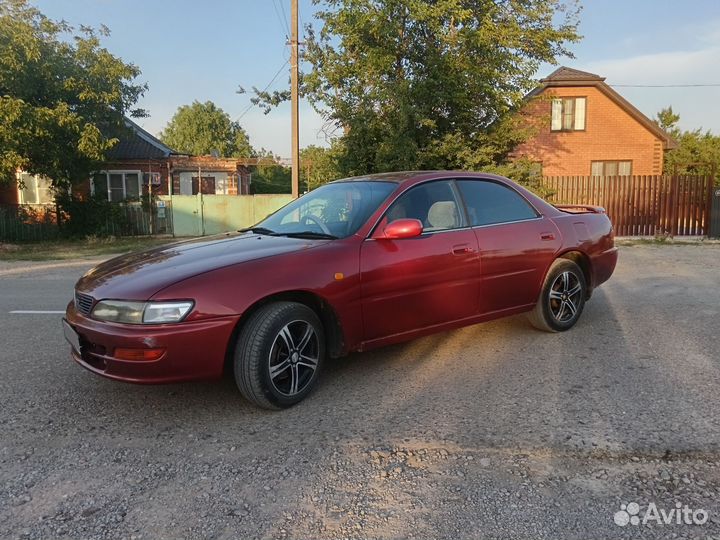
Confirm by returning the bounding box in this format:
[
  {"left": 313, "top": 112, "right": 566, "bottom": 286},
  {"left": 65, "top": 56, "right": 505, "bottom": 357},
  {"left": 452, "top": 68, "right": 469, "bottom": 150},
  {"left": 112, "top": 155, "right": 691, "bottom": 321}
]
[{"left": 360, "top": 180, "right": 480, "bottom": 342}]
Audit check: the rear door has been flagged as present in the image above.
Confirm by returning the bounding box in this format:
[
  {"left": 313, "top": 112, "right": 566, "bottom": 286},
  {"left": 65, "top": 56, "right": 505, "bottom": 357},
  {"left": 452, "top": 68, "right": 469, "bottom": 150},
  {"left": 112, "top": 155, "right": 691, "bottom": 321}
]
[
  {"left": 456, "top": 179, "right": 560, "bottom": 315},
  {"left": 360, "top": 180, "right": 480, "bottom": 342}
]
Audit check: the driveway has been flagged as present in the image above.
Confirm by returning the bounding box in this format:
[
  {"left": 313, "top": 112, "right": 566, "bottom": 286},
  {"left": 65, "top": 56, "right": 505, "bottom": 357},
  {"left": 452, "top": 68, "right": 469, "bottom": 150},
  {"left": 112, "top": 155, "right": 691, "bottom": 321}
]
[{"left": 1, "top": 245, "right": 719, "bottom": 539}]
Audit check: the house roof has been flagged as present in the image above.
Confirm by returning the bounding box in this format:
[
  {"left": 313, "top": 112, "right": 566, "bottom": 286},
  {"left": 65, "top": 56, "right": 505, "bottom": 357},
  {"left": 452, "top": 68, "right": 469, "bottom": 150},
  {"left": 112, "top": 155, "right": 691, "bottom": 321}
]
[
  {"left": 541, "top": 66, "right": 604, "bottom": 82},
  {"left": 105, "top": 118, "right": 182, "bottom": 160},
  {"left": 527, "top": 66, "right": 678, "bottom": 150}
]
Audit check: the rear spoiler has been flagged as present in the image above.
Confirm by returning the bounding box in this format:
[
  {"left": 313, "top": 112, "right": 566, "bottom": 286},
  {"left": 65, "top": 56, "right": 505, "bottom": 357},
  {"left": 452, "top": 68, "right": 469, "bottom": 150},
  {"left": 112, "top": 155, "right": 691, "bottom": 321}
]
[{"left": 554, "top": 204, "right": 606, "bottom": 214}]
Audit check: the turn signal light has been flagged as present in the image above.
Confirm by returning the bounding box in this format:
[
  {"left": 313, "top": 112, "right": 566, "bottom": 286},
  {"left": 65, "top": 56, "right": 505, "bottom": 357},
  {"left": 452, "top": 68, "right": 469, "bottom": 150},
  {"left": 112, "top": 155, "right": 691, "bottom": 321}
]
[{"left": 114, "top": 348, "right": 165, "bottom": 361}]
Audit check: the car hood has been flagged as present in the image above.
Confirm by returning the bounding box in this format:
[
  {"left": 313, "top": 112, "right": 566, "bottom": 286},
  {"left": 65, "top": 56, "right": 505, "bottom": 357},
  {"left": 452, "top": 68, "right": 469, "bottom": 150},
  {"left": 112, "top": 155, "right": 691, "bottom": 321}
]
[{"left": 75, "top": 233, "right": 328, "bottom": 300}]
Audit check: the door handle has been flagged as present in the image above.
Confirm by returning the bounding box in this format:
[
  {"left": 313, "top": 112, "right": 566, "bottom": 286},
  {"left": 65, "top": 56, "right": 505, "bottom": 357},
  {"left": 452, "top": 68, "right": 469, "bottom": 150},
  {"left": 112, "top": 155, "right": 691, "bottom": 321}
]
[
  {"left": 540, "top": 232, "right": 555, "bottom": 241},
  {"left": 452, "top": 244, "right": 475, "bottom": 255}
]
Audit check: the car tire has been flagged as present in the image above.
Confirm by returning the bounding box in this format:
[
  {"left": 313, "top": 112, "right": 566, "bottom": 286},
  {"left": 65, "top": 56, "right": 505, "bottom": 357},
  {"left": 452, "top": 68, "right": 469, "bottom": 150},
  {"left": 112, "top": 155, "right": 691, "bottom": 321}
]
[
  {"left": 527, "top": 258, "right": 587, "bottom": 333},
  {"left": 234, "top": 302, "right": 325, "bottom": 409}
]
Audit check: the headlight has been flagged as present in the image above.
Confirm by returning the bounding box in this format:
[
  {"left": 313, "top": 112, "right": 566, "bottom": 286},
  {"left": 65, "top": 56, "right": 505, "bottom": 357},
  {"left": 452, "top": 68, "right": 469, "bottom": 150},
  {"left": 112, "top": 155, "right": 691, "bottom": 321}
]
[
  {"left": 142, "top": 301, "right": 194, "bottom": 324},
  {"left": 92, "top": 300, "right": 145, "bottom": 324},
  {"left": 91, "top": 300, "right": 193, "bottom": 324}
]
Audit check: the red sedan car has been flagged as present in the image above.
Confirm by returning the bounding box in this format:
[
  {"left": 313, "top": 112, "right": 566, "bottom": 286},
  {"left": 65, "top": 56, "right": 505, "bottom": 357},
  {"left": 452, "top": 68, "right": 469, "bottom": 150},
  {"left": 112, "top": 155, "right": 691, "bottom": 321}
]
[{"left": 64, "top": 172, "right": 617, "bottom": 408}]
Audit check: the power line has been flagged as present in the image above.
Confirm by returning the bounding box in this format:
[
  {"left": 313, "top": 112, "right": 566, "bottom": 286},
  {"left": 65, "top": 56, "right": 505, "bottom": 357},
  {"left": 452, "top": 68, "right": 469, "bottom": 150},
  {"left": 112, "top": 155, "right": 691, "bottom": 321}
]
[
  {"left": 278, "top": 0, "right": 291, "bottom": 36},
  {"left": 271, "top": 0, "right": 290, "bottom": 37},
  {"left": 611, "top": 83, "right": 720, "bottom": 88},
  {"left": 234, "top": 59, "right": 290, "bottom": 123}
]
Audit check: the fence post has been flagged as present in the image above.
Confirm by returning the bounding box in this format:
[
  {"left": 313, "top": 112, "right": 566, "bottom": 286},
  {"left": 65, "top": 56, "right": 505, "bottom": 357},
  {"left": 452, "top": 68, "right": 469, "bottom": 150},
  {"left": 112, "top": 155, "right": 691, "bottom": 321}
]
[
  {"left": 669, "top": 174, "right": 679, "bottom": 237},
  {"left": 706, "top": 166, "right": 716, "bottom": 237}
]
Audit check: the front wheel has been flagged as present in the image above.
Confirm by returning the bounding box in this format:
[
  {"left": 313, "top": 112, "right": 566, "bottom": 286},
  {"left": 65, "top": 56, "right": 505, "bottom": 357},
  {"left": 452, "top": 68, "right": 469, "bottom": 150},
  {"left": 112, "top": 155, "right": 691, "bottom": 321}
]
[
  {"left": 234, "top": 302, "right": 325, "bottom": 409},
  {"left": 527, "top": 259, "right": 587, "bottom": 332}
]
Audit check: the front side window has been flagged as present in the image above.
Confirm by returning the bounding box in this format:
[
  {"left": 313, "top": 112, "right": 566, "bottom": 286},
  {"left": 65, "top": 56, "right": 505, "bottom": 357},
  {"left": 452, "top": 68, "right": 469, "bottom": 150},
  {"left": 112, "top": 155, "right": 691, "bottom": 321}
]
[
  {"left": 257, "top": 181, "right": 396, "bottom": 239},
  {"left": 382, "top": 180, "right": 464, "bottom": 232},
  {"left": 591, "top": 160, "right": 632, "bottom": 176},
  {"left": 551, "top": 97, "right": 586, "bottom": 131},
  {"left": 92, "top": 171, "right": 142, "bottom": 201},
  {"left": 457, "top": 180, "right": 538, "bottom": 227}
]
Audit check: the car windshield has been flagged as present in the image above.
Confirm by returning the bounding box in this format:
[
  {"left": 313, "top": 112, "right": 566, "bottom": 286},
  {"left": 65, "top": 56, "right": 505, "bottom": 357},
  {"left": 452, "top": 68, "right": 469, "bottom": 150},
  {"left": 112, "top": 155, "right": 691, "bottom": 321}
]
[{"left": 253, "top": 181, "right": 397, "bottom": 239}]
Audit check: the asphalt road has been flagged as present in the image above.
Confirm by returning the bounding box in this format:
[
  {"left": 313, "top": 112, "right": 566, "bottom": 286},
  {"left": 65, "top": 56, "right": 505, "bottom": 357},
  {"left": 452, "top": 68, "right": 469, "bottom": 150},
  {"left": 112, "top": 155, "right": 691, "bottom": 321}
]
[{"left": 1, "top": 245, "right": 720, "bottom": 540}]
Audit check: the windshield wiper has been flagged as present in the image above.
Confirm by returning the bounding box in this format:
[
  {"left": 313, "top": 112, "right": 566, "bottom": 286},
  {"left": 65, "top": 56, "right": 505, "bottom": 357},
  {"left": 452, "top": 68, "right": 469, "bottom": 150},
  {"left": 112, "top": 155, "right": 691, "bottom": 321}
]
[
  {"left": 278, "top": 231, "right": 338, "bottom": 240},
  {"left": 239, "top": 226, "right": 277, "bottom": 235}
]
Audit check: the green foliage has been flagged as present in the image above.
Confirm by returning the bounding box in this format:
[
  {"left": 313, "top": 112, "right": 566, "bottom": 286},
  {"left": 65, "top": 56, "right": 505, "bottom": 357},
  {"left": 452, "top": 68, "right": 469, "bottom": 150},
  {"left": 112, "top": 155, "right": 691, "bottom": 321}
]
[
  {"left": 250, "top": 152, "right": 292, "bottom": 194},
  {"left": 655, "top": 106, "right": 680, "bottom": 134},
  {"left": 656, "top": 107, "right": 720, "bottom": 178},
  {"left": 160, "top": 101, "right": 253, "bottom": 158},
  {"left": 55, "top": 193, "right": 130, "bottom": 237},
  {"left": 0, "top": 0, "right": 147, "bottom": 188},
  {"left": 254, "top": 0, "right": 579, "bottom": 189},
  {"left": 300, "top": 143, "right": 343, "bottom": 190}
]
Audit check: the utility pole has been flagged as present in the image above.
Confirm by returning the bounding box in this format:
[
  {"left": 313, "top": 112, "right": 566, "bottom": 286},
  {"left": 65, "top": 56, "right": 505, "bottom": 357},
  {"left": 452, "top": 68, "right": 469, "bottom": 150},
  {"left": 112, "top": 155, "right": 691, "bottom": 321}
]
[{"left": 290, "top": 0, "right": 300, "bottom": 198}]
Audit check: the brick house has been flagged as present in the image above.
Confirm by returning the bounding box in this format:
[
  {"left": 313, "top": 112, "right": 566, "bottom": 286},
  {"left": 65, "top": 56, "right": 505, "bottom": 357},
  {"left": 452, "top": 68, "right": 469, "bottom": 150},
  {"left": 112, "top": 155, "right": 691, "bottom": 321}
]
[
  {"left": 513, "top": 67, "right": 677, "bottom": 176},
  {"left": 0, "top": 119, "right": 252, "bottom": 205}
]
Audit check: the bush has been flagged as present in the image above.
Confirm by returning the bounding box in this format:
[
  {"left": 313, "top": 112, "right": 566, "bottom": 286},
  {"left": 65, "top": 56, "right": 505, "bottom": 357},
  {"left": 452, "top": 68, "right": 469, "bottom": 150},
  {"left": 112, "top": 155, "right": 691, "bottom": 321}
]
[{"left": 56, "top": 194, "right": 131, "bottom": 237}]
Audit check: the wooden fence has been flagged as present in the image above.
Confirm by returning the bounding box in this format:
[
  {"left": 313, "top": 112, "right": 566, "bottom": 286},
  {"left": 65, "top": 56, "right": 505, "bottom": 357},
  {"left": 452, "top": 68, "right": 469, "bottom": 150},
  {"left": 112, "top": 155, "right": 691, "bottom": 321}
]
[{"left": 541, "top": 175, "right": 716, "bottom": 236}]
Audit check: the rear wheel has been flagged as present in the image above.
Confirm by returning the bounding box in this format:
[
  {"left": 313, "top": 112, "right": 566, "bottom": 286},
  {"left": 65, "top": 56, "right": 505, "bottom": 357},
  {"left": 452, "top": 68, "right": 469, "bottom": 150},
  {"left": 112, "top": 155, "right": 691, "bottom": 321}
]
[
  {"left": 234, "top": 302, "right": 325, "bottom": 409},
  {"left": 527, "top": 259, "right": 586, "bottom": 332}
]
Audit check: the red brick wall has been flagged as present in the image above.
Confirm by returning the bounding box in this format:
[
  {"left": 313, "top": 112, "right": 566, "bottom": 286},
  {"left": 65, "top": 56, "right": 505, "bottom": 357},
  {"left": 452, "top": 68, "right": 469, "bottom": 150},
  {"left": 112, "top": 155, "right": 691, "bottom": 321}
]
[
  {"left": 514, "top": 86, "right": 665, "bottom": 176},
  {"left": 0, "top": 182, "right": 19, "bottom": 205}
]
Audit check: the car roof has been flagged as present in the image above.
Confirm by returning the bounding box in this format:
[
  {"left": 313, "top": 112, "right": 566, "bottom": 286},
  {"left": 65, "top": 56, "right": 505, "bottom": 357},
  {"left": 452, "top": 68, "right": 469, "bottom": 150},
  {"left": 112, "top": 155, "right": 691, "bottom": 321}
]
[
  {"left": 330, "top": 172, "right": 424, "bottom": 184},
  {"left": 330, "top": 171, "right": 511, "bottom": 185}
]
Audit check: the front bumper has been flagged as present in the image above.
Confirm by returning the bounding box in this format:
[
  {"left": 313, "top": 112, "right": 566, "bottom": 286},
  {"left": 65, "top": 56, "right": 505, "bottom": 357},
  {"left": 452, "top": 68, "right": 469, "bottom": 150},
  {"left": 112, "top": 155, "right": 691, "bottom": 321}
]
[{"left": 64, "top": 302, "right": 240, "bottom": 384}]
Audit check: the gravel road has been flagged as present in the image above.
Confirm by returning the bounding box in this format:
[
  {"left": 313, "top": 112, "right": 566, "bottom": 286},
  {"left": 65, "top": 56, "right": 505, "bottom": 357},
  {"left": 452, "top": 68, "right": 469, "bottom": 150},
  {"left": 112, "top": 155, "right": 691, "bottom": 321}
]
[{"left": 1, "top": 245, "right": 720, "bottom": 539}]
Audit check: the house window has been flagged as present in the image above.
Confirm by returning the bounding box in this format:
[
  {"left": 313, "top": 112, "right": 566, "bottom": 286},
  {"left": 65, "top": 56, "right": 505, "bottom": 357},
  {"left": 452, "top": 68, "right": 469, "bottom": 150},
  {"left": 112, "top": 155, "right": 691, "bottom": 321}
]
[
  {"left": 551, "top": 97, "right": 586, "bottom": 131},
  {"left": 191, "top": 176, "right": 218, "bottom": 195},
  {"left": 91, "top": 171, "right": 141, "bottom": 201},
  {"left": 591, "top": 161, "right": 632, "bottom": 176},
  {"left": 17, "top": 173, "right": 54, "bottom": 205}
]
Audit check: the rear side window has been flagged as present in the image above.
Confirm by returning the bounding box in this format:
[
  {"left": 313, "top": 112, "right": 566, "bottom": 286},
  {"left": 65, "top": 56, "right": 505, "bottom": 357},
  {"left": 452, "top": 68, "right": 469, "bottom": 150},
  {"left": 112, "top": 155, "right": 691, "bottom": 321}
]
[{"left": 457, "top": 180, "right": 538, "bottom": 227}]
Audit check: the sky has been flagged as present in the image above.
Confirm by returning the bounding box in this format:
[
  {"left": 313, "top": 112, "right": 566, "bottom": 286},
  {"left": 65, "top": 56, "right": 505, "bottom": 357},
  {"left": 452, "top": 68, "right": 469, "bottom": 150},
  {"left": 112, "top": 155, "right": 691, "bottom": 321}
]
[{"left": 32, "top": 0, "right": 720, "bottom": 158}]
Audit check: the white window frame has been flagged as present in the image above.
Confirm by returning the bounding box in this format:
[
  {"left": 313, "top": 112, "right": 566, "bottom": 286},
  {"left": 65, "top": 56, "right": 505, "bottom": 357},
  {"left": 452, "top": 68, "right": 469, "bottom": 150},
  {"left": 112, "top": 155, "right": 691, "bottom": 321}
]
[
  {"left": 590, "top": 160, "right": 633, "bottom": 177},
  {"left": 551, "top": 97, "right": 586, "bottom": 132},
  {"left": 17, "top": 172, "right": 55, "bottom": 205},
  {"left": 90, "top": 170, "right": 142, "bottom": 202}
]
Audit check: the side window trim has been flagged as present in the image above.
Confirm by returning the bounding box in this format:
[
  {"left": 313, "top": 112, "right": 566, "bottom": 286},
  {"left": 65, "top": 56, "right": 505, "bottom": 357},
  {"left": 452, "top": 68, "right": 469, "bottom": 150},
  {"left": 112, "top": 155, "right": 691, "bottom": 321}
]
[
  {"left": 450, "top": 179, "right": 472, "bottom": 230},
  {"left": 455, "top": 178, "right": 543, "bottom": 228}
]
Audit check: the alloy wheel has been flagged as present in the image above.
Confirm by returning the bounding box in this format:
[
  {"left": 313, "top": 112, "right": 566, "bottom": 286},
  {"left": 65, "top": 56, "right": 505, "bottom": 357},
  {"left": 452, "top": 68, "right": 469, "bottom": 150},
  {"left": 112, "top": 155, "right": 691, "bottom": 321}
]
[
  {"left": 548, "top": 271, "right": 583, "bottom": 323},
  {"left": 268, "top": 320, "right": 320, "bottom": 396}
]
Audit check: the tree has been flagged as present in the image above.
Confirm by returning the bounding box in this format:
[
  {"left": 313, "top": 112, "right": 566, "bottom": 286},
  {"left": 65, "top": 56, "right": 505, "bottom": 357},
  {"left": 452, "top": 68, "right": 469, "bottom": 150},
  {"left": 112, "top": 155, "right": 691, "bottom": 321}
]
[
  {"left": 160, "top": 101, "right": 252, "bottom": 158},
  {"left": 300, "top": 143, "right": 343, "bottom": 190},
  {"left": 655, "top": 107, "right": 720, "bottom": 177},
  {"left": 254, "top": 0, "right": 579, "bottom": 183},
  {"left": 0, "top": 0, "right": 147, "bottom": 187},
  {"left": 655, "top": 106, "right": 680, "bottom": 135}
]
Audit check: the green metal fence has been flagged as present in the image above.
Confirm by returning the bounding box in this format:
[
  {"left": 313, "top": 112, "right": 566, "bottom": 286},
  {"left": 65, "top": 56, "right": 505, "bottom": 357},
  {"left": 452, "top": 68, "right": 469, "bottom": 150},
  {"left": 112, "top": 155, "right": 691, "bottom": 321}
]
[
  {"left": 0, "top": 204, "right": 60, "bottom": 242},
  {"left": 162, "top": 194, "right": 292, "bottom": 237},
  {"left": 0, "top": 195, "right": 290, "bottom": 242}
]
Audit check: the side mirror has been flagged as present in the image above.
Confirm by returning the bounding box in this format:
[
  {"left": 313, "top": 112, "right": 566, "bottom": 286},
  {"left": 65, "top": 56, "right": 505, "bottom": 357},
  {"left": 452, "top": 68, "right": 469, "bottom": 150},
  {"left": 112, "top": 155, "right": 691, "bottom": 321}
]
[{"left": 380, "top": 218, "right": 423, "bottom": 239}]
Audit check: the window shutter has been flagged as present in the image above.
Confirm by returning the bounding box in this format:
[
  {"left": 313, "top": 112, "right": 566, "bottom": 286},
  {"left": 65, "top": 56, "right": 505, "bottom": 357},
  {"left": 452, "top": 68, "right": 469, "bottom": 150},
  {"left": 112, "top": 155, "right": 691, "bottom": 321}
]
[
  {"left": 574, "top": 97, "right": 586, "bottom": 130},
  {"left": 551, "top": 99, "right": 562, "bottom": 130}
]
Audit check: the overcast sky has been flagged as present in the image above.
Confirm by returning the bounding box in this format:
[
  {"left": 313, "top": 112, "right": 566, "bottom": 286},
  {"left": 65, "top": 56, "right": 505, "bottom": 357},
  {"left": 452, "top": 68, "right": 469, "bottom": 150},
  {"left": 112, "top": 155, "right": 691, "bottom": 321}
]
[{"left": 33, "top": 0, "right": 720, "bottom": 157}]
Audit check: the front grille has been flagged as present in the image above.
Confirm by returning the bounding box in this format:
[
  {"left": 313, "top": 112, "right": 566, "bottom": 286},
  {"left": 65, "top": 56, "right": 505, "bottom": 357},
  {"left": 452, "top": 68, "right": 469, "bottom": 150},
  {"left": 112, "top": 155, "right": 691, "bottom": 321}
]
[{"left": 75, "top": 292, "right": 95, "bottom": 316}]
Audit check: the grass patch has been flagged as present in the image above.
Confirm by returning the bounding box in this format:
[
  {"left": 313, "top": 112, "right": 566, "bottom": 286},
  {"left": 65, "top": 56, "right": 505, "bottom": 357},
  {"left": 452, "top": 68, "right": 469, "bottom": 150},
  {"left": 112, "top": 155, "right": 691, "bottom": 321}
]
[
  {"left": 0, "top": 236, "right": 182, "bottom": 261},
  {"left": 616, "top": 237, "right": 720, "bottom": 247}
]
